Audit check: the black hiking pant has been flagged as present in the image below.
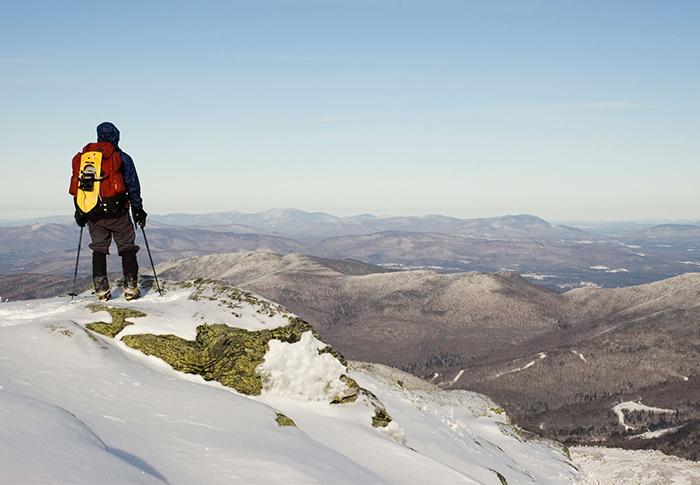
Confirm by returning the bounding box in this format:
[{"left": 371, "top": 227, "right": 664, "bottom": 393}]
[{"left": 87, "top": 210, "right": 140, "bottom": 291}]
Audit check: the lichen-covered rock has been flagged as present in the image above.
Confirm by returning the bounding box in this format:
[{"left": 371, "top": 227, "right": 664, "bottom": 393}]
[
  {"left": 122, "top": 319, "right": 315, "bottom": 395},
  {"left": 275, "top": 413, "right": 296, "bottom": 427},
  {"left": 120, "top": 315, "right": 359, "bottom": 403},
  {"left": 187, "top": 278, "right": 290, "bottom": 318},
  {"left": 85, "top": 304, "right": 147, "bottom": 338},
  {"left": 361, "top": 388, "right": 393, "bottom": 428},
  {"left": 332, "top": 376, "right": 360, "bottom": 404}
]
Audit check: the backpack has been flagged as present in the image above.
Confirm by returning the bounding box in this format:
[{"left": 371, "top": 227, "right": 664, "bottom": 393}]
[{"left": 69, "top": 142, "right": 128, "bottom": 214}]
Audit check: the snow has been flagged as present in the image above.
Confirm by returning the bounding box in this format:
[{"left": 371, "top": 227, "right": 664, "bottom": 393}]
[
  {"left": 0, "top": 295, "right": 389, "bottom": 484},
  {"left": 495, "top": 353, "right": 547, "bottom": 378},
  {"left": 522, "top": 273, "right": 559, "bottom": 280},
  {"left": 589, "top": 266, "right": 628, "bottom": 273},
  {"left": 451, "top": 369, "right": 465, "bottom": 383},
  {"left": 348, "top": 365, "right": 580, "bottom": 484},
  {"left": 572, "top": 446, "right": 700, "bottom": 484},
  {"left": 258, "top": 332, "right": 348, "bottom": 402},
  {"left": 118, "top": 284, "right": 293, "bottom": 340},
  {"left": 0, "top": 390, "right": 165, "bottom": 484},
  {"left": 630, "top": 426, "right": 683, "bottom": 440},
  {"left": 571, "top": 350, "right": 587, "bottom": 362},
  {"left": 0, "top": 282, "right": 698, "bottom": 483},
  {"left": 613, "top": 401, "right": 675, "bottom": 431}
]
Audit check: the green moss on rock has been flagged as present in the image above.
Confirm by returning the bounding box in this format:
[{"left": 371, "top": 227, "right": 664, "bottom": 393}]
[
  {"left": 122, "top": 319, "right": 319, "bottom": 396},
  {"left": 371, "top": 408, "right": 393, "bottom": 428},
  {"left": 85, "top": 304, "right": 147, "bottom": 338},
  {"left": 494, "top": 470, "right": 508, "bottom": 485},
  {"left": 91, "top": 279, "right": 361, "bottom": 406},
  {"left": 276, "top": 413, "right": 296, "bottom": 427},
  {"left": 331, "top": 376, "right": 360, "bottom": 404},
  {"left": 319, "top": 345, "right": 348, "bottom": 367},
  {"left": 187, "top": 278, "right": 289, "bottom": 319},
  {"left": 359, "top": 388, "right": 394, "bottom": 429}
]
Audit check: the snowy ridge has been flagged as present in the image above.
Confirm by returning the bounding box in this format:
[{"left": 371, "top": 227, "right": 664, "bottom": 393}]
[
  {"left": 1, "top": 280, "right": 698, "bottom": 483},
  {"left": 0, "top": 280, "right": 585, "bottom": 484}
]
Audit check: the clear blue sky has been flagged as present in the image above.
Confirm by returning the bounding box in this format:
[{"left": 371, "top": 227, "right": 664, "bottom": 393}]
[{"left": 1, "top": 0, "right": 698, "bottom": 221}]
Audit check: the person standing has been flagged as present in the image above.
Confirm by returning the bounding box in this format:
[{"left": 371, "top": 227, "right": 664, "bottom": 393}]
[{"left": 69, "top": 122, "right": 147, "bottom": 301}]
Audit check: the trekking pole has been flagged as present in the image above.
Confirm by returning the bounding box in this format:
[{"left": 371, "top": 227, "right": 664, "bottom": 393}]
[
  {"left": 68, "top": 226, "right": 84, "bottom": 299},
  {"left": 140, "top": 226, "right": 163, "bottom": 296}
]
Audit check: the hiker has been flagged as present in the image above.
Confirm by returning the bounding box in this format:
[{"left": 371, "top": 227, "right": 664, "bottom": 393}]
[{"left": 69, "top": 122, "right": 147, "bottom": 301}]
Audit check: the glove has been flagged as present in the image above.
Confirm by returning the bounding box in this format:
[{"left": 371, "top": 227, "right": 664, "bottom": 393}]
[
  {"left": 74, "top": 210, "right": 88, "bottom": 228},
  {"left": 133, "top": 208, "right": 147, "bottom": 228}
]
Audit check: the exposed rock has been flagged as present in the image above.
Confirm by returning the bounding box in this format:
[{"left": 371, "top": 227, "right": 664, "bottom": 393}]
[
  {"left": 121, "top": 319, "right": 318, "bottom": 396},
  {"left": 85, "top": 304, "right": 147, "bottom": 338},
  {"left": 275, "top": 413, "right": 296, "bottom": 427}
]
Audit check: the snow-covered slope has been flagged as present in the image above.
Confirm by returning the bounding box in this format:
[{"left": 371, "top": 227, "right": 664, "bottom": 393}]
[{"left": 0, "top": 279, "right": 658, "bottom": 484}]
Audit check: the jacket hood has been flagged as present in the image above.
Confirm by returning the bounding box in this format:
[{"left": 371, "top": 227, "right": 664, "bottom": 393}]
[{"left": 96, "top": 122, "right": 120, "bottom": 147}]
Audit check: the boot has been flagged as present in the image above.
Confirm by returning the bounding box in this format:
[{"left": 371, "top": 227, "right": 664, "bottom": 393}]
[
  {"left": 122, "top": 250, "right": 140, "bottom": 301},
  {"left": 93, "top": 252, "right": 110, "bottom": 301}
]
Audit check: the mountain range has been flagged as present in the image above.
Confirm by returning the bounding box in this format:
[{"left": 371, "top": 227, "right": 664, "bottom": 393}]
[{"left": 1, "top": 209, "right": 698, "bottom": 291}]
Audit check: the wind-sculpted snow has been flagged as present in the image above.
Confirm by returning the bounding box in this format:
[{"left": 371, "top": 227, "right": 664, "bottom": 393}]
[
  {"left": 0, "top": 279, "right": 588, "bottom": 484},
  {"left": 0, "top": 390, "right": 167, "bottom": 484}
]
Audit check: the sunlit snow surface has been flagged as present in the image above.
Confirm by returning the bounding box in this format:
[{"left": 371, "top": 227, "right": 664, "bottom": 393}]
[
  {"left": 572, "top": 447, "right": 700, "bottom": 484},
  {"left": 0, "top": 283, "right": 697, "bottom": 484}
]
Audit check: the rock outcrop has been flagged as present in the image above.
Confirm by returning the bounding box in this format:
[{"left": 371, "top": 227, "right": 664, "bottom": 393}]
[{"left": 83, "top": 278, "right": 394, "bottom": 430}]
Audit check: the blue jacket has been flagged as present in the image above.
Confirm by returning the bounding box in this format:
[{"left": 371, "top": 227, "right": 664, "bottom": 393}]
[{"left": 97, "top": 122, "right": 143, "bottom": 211}]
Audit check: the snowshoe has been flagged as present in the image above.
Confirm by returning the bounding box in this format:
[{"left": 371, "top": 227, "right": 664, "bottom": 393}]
[{"left": 124, "top": 287, "right": 141, "bottom": 301}]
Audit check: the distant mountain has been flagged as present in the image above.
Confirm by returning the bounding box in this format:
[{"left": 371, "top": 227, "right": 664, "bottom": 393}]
[
  {"left": 0, "top": 222, "right": 306, "bottom": 276},
  {"left": 559, "top": 221, "right": 662, "bottom": 236},
  {"left": 0, "top": 215, "right": 73, "bottom": 227},
  {"left": 1, "top": 210, "right": 698, "bottom": 290},
  {"left": 152, "top": 208, "right": 591, "bottom": 241},
  {"left": 308, "top": 230, "right": 692, "bottom": 288},
  {"left": 0, "top": 274, "right": 91, "bottom": 301},
  {"left": 153, "top": 208, "right": 343, "bottom": 238},
  {"left": 0, "top": 223, "right": 78, "bottom": 254},
  {"left": 454, "top": 214, "right": 589, "bottom": 240},
  {"left": 627, "top": 223, "right": 700, "bottom": 240},
  {"left": 0, "top": 216, "right": 700, "bottom": 290},
  {"left": 156, "top": 251, "right": 700, "bottom": 461}
]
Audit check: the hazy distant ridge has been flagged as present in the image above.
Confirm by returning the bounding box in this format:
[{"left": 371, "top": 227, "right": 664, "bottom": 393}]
[
  {"left": 1, "top": 208, "right": 698, "bottom": 290},
  {"left": 151, "top": 208, "right": 590, "bottom": 240}
]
